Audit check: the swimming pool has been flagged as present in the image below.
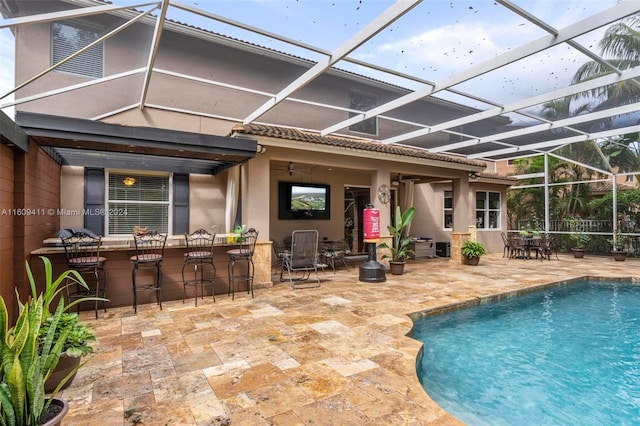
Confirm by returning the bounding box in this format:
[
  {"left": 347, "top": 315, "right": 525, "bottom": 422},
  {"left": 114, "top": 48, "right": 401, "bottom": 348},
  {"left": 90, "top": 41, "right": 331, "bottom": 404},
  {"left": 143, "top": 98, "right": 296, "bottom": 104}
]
[{"left": 411, "top": 279, "right": 640, "bottom": 425}]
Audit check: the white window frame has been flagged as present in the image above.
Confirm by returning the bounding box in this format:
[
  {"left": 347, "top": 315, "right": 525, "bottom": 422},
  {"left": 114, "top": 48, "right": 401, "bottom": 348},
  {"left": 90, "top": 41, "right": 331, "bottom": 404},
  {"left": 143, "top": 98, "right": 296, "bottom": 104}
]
[
  {"left": 475, "top": 191, "right": 501, "bottom": 230},
  {"left": 105, "top": 171, "right": 173, "bottom": 236},
  {"left": 443, "top": 190, "right": 453, "bottom": 230}
]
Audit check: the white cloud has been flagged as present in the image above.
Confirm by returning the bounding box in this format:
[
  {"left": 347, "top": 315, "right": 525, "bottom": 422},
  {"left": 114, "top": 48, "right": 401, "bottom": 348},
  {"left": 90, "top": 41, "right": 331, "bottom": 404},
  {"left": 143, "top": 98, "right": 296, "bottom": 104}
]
[{"left": 378, "top": 22, "right": 502, "bottom": 73}]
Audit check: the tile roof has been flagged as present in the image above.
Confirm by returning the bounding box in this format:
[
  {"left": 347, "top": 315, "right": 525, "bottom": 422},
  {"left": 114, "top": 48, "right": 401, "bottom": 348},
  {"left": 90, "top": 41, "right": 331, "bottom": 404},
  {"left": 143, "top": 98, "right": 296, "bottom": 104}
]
[
  {"left": 591, "top": 180, "right": 635, "bottom": 193},
  {"left": 471, "top": 171, "right": 518, "bottom": 183},
  {"left": 230, "top": 123, "right": 488, "bottom": 169}
]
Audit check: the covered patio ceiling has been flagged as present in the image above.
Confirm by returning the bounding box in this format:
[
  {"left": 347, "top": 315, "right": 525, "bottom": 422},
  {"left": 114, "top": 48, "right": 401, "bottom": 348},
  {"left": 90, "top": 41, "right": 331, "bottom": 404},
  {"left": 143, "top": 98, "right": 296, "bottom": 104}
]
[
  {"left": 15, "top": 111, "right": 257, "bottom": 175},
  {"left": 1, "top": 0, "right": 639, "bottom": 168}
]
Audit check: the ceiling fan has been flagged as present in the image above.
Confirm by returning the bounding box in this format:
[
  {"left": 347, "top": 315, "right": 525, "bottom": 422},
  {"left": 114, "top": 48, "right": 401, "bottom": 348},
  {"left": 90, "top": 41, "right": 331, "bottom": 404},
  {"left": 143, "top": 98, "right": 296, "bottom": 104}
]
[{"left": 273, "top": 161, "right": 312, "bottom": 177}]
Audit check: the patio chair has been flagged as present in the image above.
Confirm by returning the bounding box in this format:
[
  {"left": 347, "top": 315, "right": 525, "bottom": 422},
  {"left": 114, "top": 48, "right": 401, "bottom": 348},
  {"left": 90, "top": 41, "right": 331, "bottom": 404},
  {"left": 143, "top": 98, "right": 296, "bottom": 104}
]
[
  {"left": 320, "top": 239, "right": 350, "bottom": 272},
  {"left": 272, "top": 239, "right": 288, "bottom": 271},
  {"left": 61, "top": 231, "right": 108, "bottom": 318},
  {"left": 500, "top": 232, "right": 511, "bottom": 257},
  {"left": 538, "top": 234, "right": 559, "bottom": 261},
  {"left": 131, "top": 231, "right": 167, "bottom": 314},
  {"left": 509, "top": 236, "right": 526, "bottom": 259},
  {"left": 281, "top": 229, "right": 325, "bottom": 288},
  {"left": 182, "top": 229, "right": 217, "bottom": 306},
  {"left": 226, "top": 228, "right": 259, "bottom": 299}
]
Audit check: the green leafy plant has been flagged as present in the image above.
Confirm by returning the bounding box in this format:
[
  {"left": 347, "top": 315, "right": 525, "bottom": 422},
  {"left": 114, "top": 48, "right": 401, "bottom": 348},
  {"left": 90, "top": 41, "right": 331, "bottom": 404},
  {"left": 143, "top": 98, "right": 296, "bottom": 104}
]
[
  {"left": 564, "top": 215, "right": 590, "bottom": 249},
  {"left": 461, "top": 240, "right": 487, "bottom": 258},
  {"left": 378, "top": 206, "right": 417, "bottom": 262},
  {"left": 0, "top": 257, "right": 105, "bottom": 425},
  {"left": 39, "top": 313, "right": 95, "bottom": 357},
  {"left": 0, "top": 287, "right": 70, "bottom": 425},
  {"left": 27, "top": 256, "right": 102, "bottom": 357},
  {"left": 608, "top": 225, "right": 628, "bottom": 252}
]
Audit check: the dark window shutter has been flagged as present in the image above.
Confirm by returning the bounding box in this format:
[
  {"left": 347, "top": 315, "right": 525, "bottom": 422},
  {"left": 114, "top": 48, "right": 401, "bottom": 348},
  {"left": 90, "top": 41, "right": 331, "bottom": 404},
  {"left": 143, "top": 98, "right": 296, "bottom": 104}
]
[
  {"left": 173, "top": 173, "right": 189, "bottom": 234},
  {"left": 84, "top": 168, "right": 105, "bottom": 235}
]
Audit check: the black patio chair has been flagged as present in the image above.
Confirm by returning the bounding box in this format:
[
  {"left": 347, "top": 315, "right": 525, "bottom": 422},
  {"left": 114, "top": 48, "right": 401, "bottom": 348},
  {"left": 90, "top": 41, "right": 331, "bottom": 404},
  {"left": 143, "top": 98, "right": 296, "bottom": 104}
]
[{"left": 281, "top": 229, "right": 326, "bottom": 288}]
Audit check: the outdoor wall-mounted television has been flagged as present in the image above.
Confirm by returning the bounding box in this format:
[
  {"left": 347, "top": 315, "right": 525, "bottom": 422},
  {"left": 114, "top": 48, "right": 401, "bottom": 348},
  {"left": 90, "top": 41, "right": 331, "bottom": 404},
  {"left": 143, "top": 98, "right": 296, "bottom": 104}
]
[{"left": 278, "top": 181, "right": 331, "bottom": 220}]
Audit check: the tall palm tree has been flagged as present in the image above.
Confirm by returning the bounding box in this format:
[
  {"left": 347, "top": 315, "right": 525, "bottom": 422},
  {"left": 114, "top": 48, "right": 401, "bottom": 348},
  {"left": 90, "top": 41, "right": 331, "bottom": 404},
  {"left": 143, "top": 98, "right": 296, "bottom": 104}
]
[{"left": 572, "top": 13, "right": 640, "bottom": 108}]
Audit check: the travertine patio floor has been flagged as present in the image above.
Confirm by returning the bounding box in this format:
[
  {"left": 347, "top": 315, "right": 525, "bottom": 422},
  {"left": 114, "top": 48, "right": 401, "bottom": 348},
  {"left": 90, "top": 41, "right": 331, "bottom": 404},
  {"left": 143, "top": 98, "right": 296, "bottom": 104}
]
[{"left": 60, "top": 253, "right": 640, "bottom": 425}]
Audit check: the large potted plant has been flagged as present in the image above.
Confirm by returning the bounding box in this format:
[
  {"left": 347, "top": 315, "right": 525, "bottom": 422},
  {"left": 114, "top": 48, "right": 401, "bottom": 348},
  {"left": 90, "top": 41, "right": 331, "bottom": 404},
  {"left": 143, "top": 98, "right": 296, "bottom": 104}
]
[
  {"left": 41, "top": 312, "right": 95, "bottom": 393},
  {"left": 565, "top": 215, "right": 590, "bottom": 258},
  {"left": 378, "top": 206, "right": 417, "bottom": 275},
  {"left": 0, "top": 283, "right": 73, "bottom": 425},
  {"left": 26, "top": 257, "right": 101, "bottom": 393},
  {"left": 461, "top": 240, "right": 487, "bottom": 266},
  {"left": 609, "top": 226, "right": 628, "bottom": 261}
]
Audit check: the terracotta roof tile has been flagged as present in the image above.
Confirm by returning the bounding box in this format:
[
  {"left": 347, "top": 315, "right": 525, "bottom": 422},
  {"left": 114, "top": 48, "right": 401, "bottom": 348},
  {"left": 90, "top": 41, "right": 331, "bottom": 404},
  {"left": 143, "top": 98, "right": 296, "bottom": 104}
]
[
  {"left": 591, "top": 181, "right": 635, "bottom": 193},
  {"left": 472, "top": 171, "right": 518, "bottom": 183},
  {"left": 230, "top": 123, "right": 487, "bottom": 168}
]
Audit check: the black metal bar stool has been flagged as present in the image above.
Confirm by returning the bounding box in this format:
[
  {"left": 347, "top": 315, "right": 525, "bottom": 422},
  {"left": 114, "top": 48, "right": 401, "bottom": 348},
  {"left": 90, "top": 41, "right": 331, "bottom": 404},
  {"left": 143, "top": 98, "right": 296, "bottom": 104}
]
[
  {"left": 182, "top": 229, "right": 217, "bottom": 306},
  {"left": 130, "top": 231, "right": 167, "bottom": 314},
  {"left": 226, "top": 228, "right": 259, "bottom": 300},
  {"left": 61, "top": 231, "right": 108, "bottom": 318}
]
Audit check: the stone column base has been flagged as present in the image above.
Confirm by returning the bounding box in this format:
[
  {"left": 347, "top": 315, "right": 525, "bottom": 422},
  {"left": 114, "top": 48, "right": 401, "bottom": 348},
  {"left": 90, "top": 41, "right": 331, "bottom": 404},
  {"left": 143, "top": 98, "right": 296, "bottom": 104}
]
[{"left": 451, "top": 232, "right": 471, "bottom": 264}]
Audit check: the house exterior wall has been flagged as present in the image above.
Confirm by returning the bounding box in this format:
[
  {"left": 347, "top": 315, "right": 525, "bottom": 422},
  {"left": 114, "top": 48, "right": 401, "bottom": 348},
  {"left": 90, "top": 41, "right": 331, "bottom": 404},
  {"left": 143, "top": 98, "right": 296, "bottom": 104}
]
[
  {"left": 12, "top": 5, "right": 502, "bottom": 143},
  {"left": 4, "top": 1, "right": 514, "bottom": 311},
  {"left": 0, "top": 144, "right": 16, "bottom": 319},
  {"left": 6, "top": 142, "right": 61, "bottom": 318}
]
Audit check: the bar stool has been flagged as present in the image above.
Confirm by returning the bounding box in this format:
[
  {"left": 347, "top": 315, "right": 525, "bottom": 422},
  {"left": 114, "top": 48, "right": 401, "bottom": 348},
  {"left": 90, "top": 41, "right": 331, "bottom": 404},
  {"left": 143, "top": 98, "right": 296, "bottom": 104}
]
[
  {"left": 130, "top": 231, "right": 167, "bottom": 314},
  {"left": 61, "top": 231, "right": 107, "bottom": 318},
  {"left": 227, "top": 228, "right": 259, "bottom": 300},
  {"left": 182, "top": 229, "right": 217, "bottom": 306}
]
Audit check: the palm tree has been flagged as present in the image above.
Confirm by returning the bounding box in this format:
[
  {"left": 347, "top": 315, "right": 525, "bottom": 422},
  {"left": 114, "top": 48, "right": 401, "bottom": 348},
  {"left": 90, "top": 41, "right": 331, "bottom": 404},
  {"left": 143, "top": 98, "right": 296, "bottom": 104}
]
[{"left": 571, "top": 13, "right": 640, "bottom": 108}]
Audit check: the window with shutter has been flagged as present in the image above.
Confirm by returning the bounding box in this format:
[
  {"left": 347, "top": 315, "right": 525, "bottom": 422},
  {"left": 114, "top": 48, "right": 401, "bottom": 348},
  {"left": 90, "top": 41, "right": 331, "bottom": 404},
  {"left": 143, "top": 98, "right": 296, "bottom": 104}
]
[
  {"left": 52, "top": 21, "right": 103, "bottom": 78},
  {"left": 107, "top": 172, "right": 171, "bottom": 235}
]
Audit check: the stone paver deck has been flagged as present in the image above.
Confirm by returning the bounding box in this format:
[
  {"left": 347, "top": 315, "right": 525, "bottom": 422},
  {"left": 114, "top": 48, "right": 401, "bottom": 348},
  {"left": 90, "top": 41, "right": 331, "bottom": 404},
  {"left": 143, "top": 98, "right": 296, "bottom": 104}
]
[{"left": 61, "top": 253, "right": 640, "bottom": 425}]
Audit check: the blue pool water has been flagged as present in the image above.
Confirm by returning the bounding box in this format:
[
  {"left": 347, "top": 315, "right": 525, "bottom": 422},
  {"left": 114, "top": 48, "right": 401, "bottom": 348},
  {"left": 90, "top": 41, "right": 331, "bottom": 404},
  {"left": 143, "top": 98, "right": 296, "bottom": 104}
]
[{"left": 412, "top": 280, "right": 640, "bottom": 425}]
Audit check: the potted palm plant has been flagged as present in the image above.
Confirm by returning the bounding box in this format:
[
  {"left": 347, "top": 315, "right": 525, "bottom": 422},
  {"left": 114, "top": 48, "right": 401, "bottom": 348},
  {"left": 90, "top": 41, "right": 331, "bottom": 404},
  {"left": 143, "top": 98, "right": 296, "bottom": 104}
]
[
  {"left": 378, "top": 206, "right": 417, "bottom": 275},
  {"left": 461, "top": 240, "right": 487, "bottom": 265}
]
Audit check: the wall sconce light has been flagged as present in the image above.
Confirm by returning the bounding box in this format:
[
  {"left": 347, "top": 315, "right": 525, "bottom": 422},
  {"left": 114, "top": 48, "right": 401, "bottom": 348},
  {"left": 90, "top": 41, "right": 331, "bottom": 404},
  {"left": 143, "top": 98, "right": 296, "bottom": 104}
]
[
  {"left": 123, "top": 176, "right": 136, "bottom": 187},
  {"left": 256, "top": 144, "right": 267, "bottom": 154},
  {"left": 469, "top": 172, "right": 479, "bottom": 179}
]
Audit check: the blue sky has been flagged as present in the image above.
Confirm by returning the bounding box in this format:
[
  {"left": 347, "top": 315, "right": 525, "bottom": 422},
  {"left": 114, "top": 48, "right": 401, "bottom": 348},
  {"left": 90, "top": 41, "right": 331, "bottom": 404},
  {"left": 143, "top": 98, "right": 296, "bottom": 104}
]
[{"left": 0, "top": 0, "right": 627, "bottom": 119}]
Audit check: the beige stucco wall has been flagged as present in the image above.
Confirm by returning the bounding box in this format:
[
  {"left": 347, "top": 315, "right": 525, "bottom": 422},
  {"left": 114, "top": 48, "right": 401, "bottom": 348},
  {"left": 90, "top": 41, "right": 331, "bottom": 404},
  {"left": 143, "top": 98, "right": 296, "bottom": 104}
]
[
  {"left": 60, "top": 166, "right": 85, "bottom": 229},
  {"left": 59, "top": 166, "right": 229, "bottom": 236},
  {"left": 13, "top": 3, "right": 514, "bottom": 275},
  {"left": 188, "top": 173, "right": 225, "bottom": 233}
]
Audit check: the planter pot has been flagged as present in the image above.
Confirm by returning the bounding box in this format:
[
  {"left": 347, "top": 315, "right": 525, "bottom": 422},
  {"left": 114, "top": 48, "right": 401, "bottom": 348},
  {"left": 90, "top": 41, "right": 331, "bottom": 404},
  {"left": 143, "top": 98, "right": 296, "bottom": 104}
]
[
  {"left": 40, "top": 398, "right": 69, "bottom": 426},
  {"left": 389, "top": 261, "right": 405, "bottom": 275},
  {"left": 571, "top": 248, "right": 585, "bottom": 258},
  {"left": 611, "top": 250, "right": 627, "bottom": 261},
  {"left": 465, "top": 256, "right": 480, "bottom": 266},
  {"left": 45, "top": 353, "right": 81, "bottom": 393}
]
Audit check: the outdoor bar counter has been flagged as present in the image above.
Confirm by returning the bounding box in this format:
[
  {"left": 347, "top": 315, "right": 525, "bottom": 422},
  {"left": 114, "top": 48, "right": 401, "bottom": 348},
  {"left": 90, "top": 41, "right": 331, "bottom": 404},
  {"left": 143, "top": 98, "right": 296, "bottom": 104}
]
[{"left": 30, "top": 234, "right": 267, "bottom": 310}]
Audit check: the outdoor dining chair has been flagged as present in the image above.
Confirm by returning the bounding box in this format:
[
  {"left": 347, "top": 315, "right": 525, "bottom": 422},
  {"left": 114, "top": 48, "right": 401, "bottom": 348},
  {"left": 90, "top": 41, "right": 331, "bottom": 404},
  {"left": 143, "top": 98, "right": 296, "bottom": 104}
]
[
  {"left": 500, "top": 232, "right": 512, "bottom": 257},
  {"left": 320, "top": 239, "right": 350, "bottom": 272}
]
